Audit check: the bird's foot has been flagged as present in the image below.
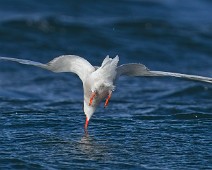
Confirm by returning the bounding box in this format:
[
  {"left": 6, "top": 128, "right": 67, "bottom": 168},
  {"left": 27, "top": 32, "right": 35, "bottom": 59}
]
[
  {"left": 89, "top": 92, "right": 96, "bottom": 106},
  {"left": 104, "top": 91, "right": 112, "bottom": 108}
]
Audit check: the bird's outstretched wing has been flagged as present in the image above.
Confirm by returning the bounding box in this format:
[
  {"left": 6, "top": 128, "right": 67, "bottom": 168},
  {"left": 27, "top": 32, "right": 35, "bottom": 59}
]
[
  {"left": 117, "top": 63, "right": 212, "bottom": 83},
  {"left": 0, "top": 55, "right": 95, "bottom": 82}
]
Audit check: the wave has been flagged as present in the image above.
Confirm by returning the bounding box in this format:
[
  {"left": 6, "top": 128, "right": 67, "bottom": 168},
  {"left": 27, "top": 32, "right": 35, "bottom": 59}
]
[
  {"left": 173, "top": 112, "right": 212, "bottom": 120},
  {"left": 160, "top": 85, "right": 212, "bottom": 99}
]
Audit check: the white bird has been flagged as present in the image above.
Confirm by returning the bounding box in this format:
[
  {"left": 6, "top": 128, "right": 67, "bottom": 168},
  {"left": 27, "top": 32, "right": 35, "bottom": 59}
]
[{"left": 0, "top": 55, "right": 212, "bottom": 131}]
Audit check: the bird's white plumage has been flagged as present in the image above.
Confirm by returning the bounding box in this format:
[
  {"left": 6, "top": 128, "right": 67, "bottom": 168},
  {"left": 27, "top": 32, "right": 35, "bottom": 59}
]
[
  {"left": 0, "top": 55, "right": 211, "bottom": 129},
  {"left": 82, "top": 56, "right": 119, "bottom": 120},
  {"left": 46, "top": 55, "right": 95, "bottom": 82},
  {"left": 0, "top": 55, "right": 95, "bottom": 82},
  {"left": 117, "top": 63, "right": 212, "bottom": 83}
]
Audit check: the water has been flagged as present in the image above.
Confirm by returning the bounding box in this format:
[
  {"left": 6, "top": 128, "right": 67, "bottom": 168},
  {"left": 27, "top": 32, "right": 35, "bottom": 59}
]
[{"left": 0, "top": 0, "right": 212, "bottom": 169}]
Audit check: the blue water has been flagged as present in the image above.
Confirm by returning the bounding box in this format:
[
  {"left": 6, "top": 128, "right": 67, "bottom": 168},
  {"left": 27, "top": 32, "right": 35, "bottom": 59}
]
[{"left": 0, "top": 0, "right": 212, "bottom": 169}]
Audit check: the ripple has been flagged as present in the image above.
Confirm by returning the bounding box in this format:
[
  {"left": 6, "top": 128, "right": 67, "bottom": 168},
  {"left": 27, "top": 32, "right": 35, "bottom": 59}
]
[
  {"left": 173, "top": 112, "right": 212, "bottom": 120},
  {"left": 160, "top": 85, "right": 212, "bottom": 99},
  {"left": 0, "top": 158, "right": 45, "bottom": 169}
]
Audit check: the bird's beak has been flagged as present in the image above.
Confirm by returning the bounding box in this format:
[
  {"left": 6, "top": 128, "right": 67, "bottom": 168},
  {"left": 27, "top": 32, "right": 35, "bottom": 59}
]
[{"left": 84, "top": 116, "right": 89, "bottom": 131}]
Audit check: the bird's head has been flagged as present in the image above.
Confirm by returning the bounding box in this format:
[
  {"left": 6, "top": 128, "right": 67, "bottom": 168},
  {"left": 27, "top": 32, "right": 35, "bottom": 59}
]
[{"left": 83, "top": 100, "right": 96, "bottom": 131}]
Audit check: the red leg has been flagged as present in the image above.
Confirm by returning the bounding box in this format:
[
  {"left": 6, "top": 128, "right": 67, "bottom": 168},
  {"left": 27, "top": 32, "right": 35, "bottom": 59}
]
[
  {"left": 104, "top": 91, "right": 112, "bottom": 108},
  {"left": 89, "top": 92, "right": 96, "bottom": 106}
]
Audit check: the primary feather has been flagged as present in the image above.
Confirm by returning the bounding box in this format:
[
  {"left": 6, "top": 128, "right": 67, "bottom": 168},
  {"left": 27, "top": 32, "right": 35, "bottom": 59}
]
[
  {"left": 117, "top": 63, "right": 212, "bottom": 83},
  {"left": 0, "top": 55, "right": 95, "bottom": 82}
]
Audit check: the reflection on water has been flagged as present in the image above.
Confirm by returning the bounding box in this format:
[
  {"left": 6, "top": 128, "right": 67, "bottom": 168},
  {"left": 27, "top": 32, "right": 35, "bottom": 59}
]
[{"left": 77, "top": 134, "right": 110, "bottom": 162}]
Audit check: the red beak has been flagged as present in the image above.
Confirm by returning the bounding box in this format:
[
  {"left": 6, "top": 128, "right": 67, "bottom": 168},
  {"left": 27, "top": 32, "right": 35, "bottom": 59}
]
[{"left": 84, "top": 117, "right": 89, "bottom": 131}]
